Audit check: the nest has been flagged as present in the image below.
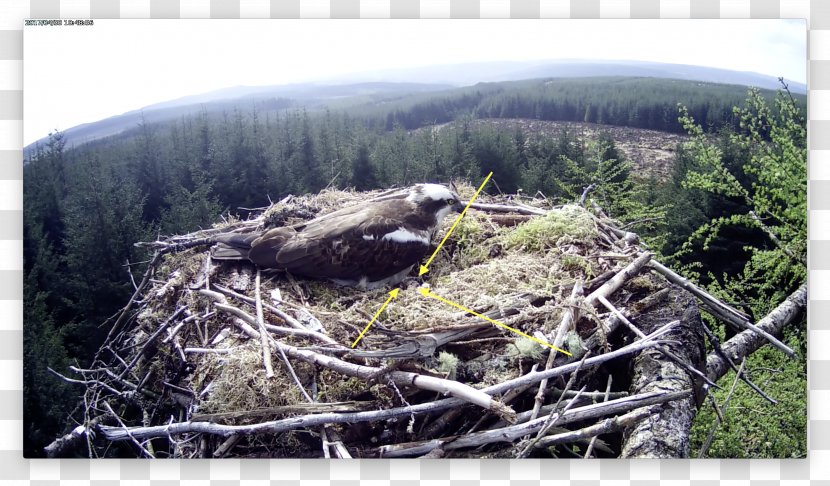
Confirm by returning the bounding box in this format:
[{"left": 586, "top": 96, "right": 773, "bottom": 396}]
[{"left": 53, "top": 185, "right": 715, "bottom": 459}]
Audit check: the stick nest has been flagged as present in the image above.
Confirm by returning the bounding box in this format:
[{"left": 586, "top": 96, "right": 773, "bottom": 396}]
[{"left": 62, "top": 184, "right": 680, "bottom": 459}]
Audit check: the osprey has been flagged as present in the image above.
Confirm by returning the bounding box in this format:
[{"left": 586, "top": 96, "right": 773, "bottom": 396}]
[{"left": 212, "top": 184, "right": 465, "bottom": 289}]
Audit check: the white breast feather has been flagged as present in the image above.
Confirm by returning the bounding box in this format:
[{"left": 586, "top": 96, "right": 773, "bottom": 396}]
[
  {"left": 381, "top": 228, "right": 431, "bottom": 245},
  {"left": 434, "top": 205, "right": 453, "bottom": 225}
]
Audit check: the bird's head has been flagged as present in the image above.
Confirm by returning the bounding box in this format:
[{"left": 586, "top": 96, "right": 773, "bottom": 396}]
[{"left": 406, "top": 183, "right": 464, "bottom": 225}]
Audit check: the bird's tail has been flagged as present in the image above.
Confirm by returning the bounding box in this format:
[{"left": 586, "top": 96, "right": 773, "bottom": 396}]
[{"left": 211, "top": 233, "right": 259, "bottom": 260}]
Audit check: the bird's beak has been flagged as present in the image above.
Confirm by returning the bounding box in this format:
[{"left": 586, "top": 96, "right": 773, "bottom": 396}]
[{"left": 453, "top": 201, "right": 466, "bottom": 213}]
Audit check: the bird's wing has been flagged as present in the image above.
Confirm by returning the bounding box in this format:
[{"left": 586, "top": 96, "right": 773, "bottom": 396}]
[
  {"left": 247, "top": 227, "right": 298, "bottom": 267},
  {"left": 273, "top": 206, "right": 428, "bottom": 280}
]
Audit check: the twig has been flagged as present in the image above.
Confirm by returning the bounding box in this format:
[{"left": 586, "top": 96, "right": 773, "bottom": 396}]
[
  {"left": 273, "top": 333, "right": 314, "bottom": 403},
  {"left": 621, "top": 217, "right": 662, "bottom": 230},
  {"left": 706, "top": 283, "right": 806, "bottom": 381},
  {"left": 597, "top": 295, "right": 720, "bottom": 390},
  {"left": 702, "top": 319, "right": 776, "bottom": 404},
  {"left": 212, "top": 284, "right": 338, "bottom": 345},
  {"left": 468, "top": 202, "right": 547, "bottom": 216},
  {"left": 97, "top": 330, "right": 675, "bottom": 443},
  {"left": 585, "top": 253, "right": 652, "bottom": 307},
  {"left": 584, "top": 375, "right": 613, "bottom": 458},
  {"left": 579, "top": 184, "right": 596, "bottom": 206},
  {"left": 102, "top": 401, "right": 155, "bottom": 458},
  {"left": 322, "top": 427, "right": 351, "bottom": 459},
  {"left": 213, "top": 435, "right": 241, "bottom": 458},
  {"left": 535, "top": 407, "right": 654, "bottom": 449},
  {"left": 183, "top": 347, "right": 236, "bottom": 355},
  {"left": 530, "top": 283, "right": 583, "bottom": 421},
  {"left": 376, "top": 389, "right": 691, "bottom": 458},
  {"left": 749, "top": 210, "right": 805, "bottom": 264},
  {"left": 125, "top": 259, "right": 139, "bottom": 291},
  {"left": 254, "top": 270, "right": 275, "bottom": 379},
  {"left": 648, "top": 260, "right": 794, "bottom": 357},
  {"left": 117, "top": 306, "right": 188, "bottom": 380},
  {"left": 520, "top": 352, "right": 592, "bottom": 457},
  {"left": 95, "top": 251, "right": 162, "bottom": 361}
]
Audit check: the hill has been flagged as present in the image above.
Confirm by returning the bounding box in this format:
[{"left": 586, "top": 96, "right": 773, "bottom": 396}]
[{"left": 25, "top": 60, "right": 805, "bottom": 155}]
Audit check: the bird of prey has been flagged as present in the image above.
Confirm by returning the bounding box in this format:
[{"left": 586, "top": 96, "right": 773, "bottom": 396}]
[{"left": 212, "top": 184, "right": 464, "bottom": 289}]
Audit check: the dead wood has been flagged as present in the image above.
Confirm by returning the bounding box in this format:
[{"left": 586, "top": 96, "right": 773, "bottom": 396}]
[
  {"left": 706, "top": 283, "right": 806, "bottom": 382},
  {"left": 620, "top": 287, "right": 706, "bottom": 458},
  {"left": 536, "top": 407, "right": 654, "bottom": 450},
  {"left": 648, "top": 260, "right": 795, "bottom": 357},
  {"left": 376, "top": 389, "right": 691, "bottom": 458}
]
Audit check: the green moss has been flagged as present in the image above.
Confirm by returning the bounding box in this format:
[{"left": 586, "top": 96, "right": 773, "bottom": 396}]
[
  {"left": 500, "top": 205, "right": 597, "bottom": 252},
  {"left": 436, "top": 351, "right": 460, "bottom": 381},
  {"left": 560, "top": 254, "right": 594, "bottom": 277},
  {"left": 507, "top": 337, "right": 544, "bottom": 360}
]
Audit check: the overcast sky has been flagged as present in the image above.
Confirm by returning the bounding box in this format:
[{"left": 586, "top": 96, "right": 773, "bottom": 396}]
[{"left": 24, "top": 18, "right": 806, "bottom": 145}]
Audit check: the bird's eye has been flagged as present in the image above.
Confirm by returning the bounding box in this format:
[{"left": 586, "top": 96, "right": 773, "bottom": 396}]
[{"left": 447, "top": 199, "right": 456, "bottom": 206}]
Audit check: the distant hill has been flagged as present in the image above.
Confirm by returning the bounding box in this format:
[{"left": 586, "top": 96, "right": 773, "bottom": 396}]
[
  {"left": 331, "top": 59, "right": 806, "bottom": 94},
  {"left": 24, "top": 60, "right": 805, "bottom": 157},
  {"left": 24, "top": 82, "right": 452, "bottom": 157}
]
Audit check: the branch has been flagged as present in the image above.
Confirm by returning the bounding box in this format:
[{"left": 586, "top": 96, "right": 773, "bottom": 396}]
[
  {"left": 254, "top": 270, "right": 275, "bottom": 379},
  {"left": 706, "top": 283, "right": 806, "bottom": 382},
  {"left": 534, "top": 407, "right": 653, "bottom": 449},
  {"left": 468, "top": 202, "right": 547, "bottom": 216},
  {"left": 648, "top": 259, "right": 795, "bottom": 357},
  {"left": 698, "top": 358, "right": 746, "bottom": 458},
  {"left": 377, "top": 389, "right": 691, "bottom": 457},
  {"left": 211, "top": 301, "right": 517, "bottom": 422},
  {"left": 97, "top": 327, "right": 674, "bottom": 443}
]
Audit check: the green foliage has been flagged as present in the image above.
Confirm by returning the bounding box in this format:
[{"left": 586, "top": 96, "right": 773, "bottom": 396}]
[
  {"left": 676, "top": 87, "right": 806, "bottom": 302},
  {"left": 160, "top": 170, "right": 224, "bottom": 234},
  {"left": 376, "top": 77, "right": 798, "bottom": 135},
  {"left": 690, "top": 326, "right": 807, "bottom": 458},
  {"left": 673, "top": 85, "right": 807, "bottom": 458}
]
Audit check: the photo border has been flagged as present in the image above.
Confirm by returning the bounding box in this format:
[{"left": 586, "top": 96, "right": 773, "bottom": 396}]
[{"left": 2, "top": 0, "right": 825, "bottom": 483}]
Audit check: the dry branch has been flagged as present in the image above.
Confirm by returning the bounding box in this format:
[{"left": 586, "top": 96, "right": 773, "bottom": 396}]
[
  {"left": 254, "top": 270, "right": 275, "bottom": 378},
  {"left": 706, "top": 283, "right": 806, "bottom": 382},
  {"left": 648, "top": 260, "right": 794, "bottom": 357},
  {"left": 376, "top": 389, "right": 691, "bottom": 458},
  {"left": 97, "top": 325, "right": 673, "bottom": 443},
  {"left": 209, "top": 298, "right": 517, "bottom": 421},
  {"left": 535, "top": 407, "right": 654, "bottom": 449}
]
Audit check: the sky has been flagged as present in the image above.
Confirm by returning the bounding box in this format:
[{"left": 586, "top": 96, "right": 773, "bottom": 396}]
[{"left": 23, "top": 18, "right": 806, "bottom": 146}]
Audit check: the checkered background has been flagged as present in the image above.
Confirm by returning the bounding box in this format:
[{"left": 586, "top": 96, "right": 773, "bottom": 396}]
[{"left": 0, "top": 0, "right": 827, "bottom": 484}]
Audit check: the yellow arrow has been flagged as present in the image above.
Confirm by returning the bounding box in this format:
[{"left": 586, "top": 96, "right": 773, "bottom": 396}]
[
  {"left": 419, "top": 171, "right": 493, "bottom": 276},
  {"left": 351, "top": 288, "right": 400, "bottom": 348},
  {"left": 418, "top": 287, "right": 572, "bottom": 356}
]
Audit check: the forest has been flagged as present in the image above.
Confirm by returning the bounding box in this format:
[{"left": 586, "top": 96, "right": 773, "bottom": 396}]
[{"left": 23, "top": 76, "right": 806, "bottom": 458}]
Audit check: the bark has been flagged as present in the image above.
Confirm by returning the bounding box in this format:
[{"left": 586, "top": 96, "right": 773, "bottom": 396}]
[{"left": 621, "top": 285, "right": 706, "bottom": 458}]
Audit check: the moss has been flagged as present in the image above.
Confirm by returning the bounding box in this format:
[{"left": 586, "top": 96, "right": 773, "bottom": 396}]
[
  {"left": 560, "top": 254, "right": 594, "bottom": 278},
  {"left": 500, "top": 205, "right": 598, "bottom": 252},
  {"left": 436, "top": 351, "right": 460, "bottom": 380},
  {"left": 507, "top": 337, "right": 544, "bottom": 361},
  {"left": 193, "top": 342, "right": 306, "bottom": 422}
]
